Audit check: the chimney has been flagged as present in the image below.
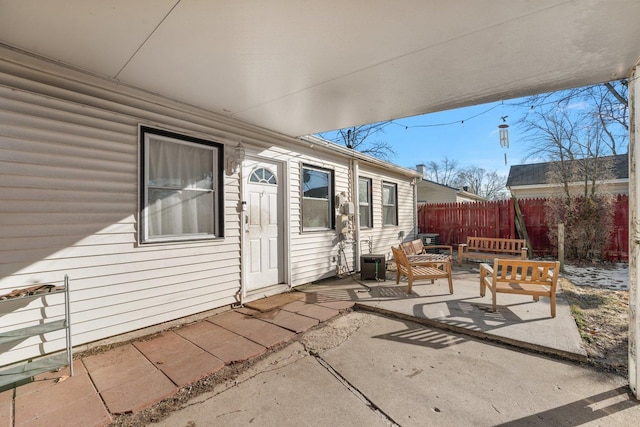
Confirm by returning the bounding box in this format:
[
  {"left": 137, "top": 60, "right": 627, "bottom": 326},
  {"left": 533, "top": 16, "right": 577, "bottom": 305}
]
[
  {"left": 462, "top": 186, "right": 469, "bottom": 192},
  {"left": 416, "top": 164, "right": 426, "bottom": 178}
]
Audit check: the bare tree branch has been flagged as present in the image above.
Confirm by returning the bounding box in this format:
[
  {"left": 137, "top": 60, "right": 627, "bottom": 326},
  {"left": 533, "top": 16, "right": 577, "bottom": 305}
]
[{"left": 320, "top": 122, "right": 396, "bottom": 161}]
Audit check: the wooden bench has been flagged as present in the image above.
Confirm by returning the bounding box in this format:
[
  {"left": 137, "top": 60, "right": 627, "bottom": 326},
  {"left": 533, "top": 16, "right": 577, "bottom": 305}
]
[
  {"left": 458, "top": 237, "right": 527, "bottom": 265},
  {"left": 401, "top": 239, "right": 453, "bottom": 259},
  {"left": 391, "top": 246, "right": 453, "bottom": 295},
  {"left": 479, "top": 259, "right": 560, "bottom": 317}
]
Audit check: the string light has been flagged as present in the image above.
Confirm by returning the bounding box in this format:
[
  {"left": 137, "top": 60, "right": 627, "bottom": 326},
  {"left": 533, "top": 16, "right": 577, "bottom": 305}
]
[{"left": 379, "top": 78, "right": 631, "bottom": 131}]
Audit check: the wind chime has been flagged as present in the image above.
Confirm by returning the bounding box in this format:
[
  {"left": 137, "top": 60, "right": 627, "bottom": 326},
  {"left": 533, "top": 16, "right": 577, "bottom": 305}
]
[{"left": 498, "top": 116, "right": 509, "bottom": 165}]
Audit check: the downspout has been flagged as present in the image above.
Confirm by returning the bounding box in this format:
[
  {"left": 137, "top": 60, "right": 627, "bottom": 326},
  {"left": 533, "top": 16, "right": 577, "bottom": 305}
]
[
  {"left": 629, "top": 59, "right": 639, "bottom": 399},
  {"left": 237, "top": 164, "right": 245, "bottom": 308},
  {"left": 352, "top": 159, "right": 361, "bottom": 271},
  {"left": 414, "top": 177, "right": 419, "bottom": 238}
]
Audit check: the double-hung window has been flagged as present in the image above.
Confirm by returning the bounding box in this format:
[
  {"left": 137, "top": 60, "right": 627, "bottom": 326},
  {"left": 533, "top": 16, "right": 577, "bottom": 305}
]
[
  {"left": 140, "top": 126, "right": 223, "bottom": 243},
  {"left": 301, "top": 165, "right": 334, "bottom": 231},
  {"left": 382, "top": 181, "right": 398, "bottom": 226},
  {"left": 358, "top": 177, "right": 373, "bottom": 228}
]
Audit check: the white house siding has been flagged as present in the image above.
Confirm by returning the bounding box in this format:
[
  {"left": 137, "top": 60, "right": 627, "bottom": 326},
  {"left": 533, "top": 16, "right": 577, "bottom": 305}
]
[
  {"left": 416, "top": 183, "right": 457, "bottom": 204},
  {"left": 249, "top": 145, "right": 418, "bottom": 287},
  {"left": 0, "top": 50, "right": 419, "bottom": 367},
  {"left": 288, "top": 150, "right": 350, "bottom": 285},
  {"left": 509, "top": 180, "right": 629, "bottom": 199},
  {"left": 358, "top": 164, "right": 417, "bottom": 261},
  {"left": 0, "top": 54, "right": 246, "bottom": 366}
]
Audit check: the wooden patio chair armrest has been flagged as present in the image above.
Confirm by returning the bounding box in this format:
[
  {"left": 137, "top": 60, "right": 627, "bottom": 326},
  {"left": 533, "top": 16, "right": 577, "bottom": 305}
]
[
  {"left": 479, "top": 262, "right": 493, "bottom": 276},
  {"left": 479, "top": 262, "right": 494, "bottom": 296}
]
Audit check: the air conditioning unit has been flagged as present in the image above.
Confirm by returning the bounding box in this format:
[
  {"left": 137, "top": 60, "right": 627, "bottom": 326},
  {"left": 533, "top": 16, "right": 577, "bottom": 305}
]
[{"left": 418, "top": 233, "right": 439, "bottom": 245}]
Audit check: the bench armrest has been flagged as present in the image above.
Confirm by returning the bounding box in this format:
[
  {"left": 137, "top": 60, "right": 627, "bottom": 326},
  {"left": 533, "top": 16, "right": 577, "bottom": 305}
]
[
  {"left": 457, "top": 243, "right": 467, "bottom": 266},
  {"left": 520, "top": 247, "right": 528, "bottom": 259},
  {"left": 479, "top": 262, "right": 493, "bottom": 296},
  {"left": 479, "top": 262, "right": 493, "bottom": 277}
]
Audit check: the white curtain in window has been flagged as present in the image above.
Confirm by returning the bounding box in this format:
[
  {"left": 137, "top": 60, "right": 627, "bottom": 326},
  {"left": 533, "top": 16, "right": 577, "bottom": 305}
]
[{"left": 147, "top": 138, "right": 214, "bottom": 238}]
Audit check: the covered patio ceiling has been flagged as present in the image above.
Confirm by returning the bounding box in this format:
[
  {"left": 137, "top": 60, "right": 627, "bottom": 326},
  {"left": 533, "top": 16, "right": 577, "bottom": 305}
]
[{"left": 1, "top": 0, "right": 639, "bottom": 137}]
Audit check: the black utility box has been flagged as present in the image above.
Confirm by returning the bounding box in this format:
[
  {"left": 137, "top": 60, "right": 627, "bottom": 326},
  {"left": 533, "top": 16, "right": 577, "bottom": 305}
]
[{"left": 360, "top": 255, "right": 386, "bottom": 280}]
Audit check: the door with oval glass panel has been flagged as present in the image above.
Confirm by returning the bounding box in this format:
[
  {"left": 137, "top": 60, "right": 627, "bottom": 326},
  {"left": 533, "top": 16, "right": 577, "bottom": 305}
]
[{"left": 243, "top": 158, "right": 284, "bottom": 291}]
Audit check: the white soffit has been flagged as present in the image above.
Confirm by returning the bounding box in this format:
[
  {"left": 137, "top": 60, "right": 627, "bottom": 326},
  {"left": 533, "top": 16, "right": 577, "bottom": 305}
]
[{"left": 1, "top": 0, "right": 639, "bottom": 137}]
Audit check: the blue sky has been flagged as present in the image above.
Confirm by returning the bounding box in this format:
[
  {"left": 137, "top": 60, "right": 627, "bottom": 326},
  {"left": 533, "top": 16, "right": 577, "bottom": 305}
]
[
  {"left": 324, "top": 99, "right": 536, "bottom": 178},
  {"left": 383, "top": 101, "right": 531, "bottom": 176}
]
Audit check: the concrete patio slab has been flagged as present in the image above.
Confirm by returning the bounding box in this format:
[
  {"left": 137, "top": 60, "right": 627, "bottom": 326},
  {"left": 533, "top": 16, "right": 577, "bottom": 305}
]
[
  {"left": 281, "top": 300, "right": 341, "bottom": 322},
  {"left": 208, "top": 310, "right": 296, "bottom": 348},
  {"left": 82, "top": 344, "right": 177, "bottom": 414},
  {"left": 320, "top": 313, "right": 638, "bottom": 426},
  {"left": 133, "top": 331, "right": 225, "bottom": 386},
  {"left": 297, "top": 267, "right": 588, "bottom": 361},
  {"left": 83, "top": 344, "right": 159, "bottom": 392},
  {"left": 153, "top": 342, "right": 388, "bottom": 427},
  {"left": 0, "top": 389, "right": 11, "bottom": 427},
  {"left": 13, "top": 360, "right": 111, "bottom": 427},
  {"left": 176, "top": 320, "right": 266, "bottom": 364},
  {"left": 152, "top": 313, "right": 640, "bottom": 427},
  {"left": 243, "top": 292, "right": 304, "bottom": 312},
  {"left": 307, "top": 298, "right": 356, "bottom": 311},
  {"left": 99, "top": 369, "right": 177, "bottom": 415},
  {"left": 252, "top": 308, "right": 320, "bottom": 333}
]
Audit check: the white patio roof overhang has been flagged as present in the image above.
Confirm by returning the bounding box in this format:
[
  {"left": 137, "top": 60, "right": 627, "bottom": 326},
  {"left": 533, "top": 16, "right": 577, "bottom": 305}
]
[
  {"left": 1, "top": 0, "right": 639, "bottom": 137},
  {"left": 2, "top": 0, "right": 640, "bottom": 398}
]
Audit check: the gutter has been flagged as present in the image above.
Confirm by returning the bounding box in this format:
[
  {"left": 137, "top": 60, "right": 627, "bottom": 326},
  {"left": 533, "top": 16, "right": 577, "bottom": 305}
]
[{"left": 299, "top": 135, "right": 422, "bottom": 179}]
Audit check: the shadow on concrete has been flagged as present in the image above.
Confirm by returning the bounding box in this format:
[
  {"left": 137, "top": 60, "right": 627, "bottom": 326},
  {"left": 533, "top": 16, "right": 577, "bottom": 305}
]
[
  {"left": 496, "top": 386, "right": 639, "bottom": 426},
  {"left": 371, "top": 319, "right": 468, "bottom": 350}
]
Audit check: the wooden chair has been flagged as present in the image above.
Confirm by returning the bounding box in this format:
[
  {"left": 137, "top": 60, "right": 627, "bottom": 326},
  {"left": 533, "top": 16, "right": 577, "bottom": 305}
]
[
  {"left": 480, "top": 259, "right": 559, "bottom": 317},
  {"left": 400, "top": 241, "right": 419, "bottom": 255},
  {"left": 391, "top": 246, "right": 453, "bottom": 295},
  {"left": 401, "top": 239, "right": 453, "bottom": 260}
]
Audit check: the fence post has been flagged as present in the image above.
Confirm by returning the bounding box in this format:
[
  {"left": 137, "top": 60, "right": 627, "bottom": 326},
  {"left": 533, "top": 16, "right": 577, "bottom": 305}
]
[
  {"left": 513, "top": 196, "right": 533, "bottom": 258},
  {"left": 558, "top": 222, "right": 565, "bottom": 272},
  {"left": 509, "top": 198, "right": 515, "bottom": 238}
]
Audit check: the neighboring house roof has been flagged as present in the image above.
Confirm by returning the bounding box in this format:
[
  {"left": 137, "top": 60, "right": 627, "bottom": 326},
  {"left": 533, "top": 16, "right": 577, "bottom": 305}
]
[
  {"left": 418, "top": 179, "right": 487, "bottom": 202},
  {"left": 456, "top": 189, "right": 487, "bottom": 202},
  {"left": 506, "top": 154, "right": 629, "bottom": 187},
  {"left": 421, "top": 179, "right": 458, "bottom": 192}
]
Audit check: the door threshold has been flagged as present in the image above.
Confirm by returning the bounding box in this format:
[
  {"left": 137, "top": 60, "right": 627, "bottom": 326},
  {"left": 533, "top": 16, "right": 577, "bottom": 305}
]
[{"left": 243, "top": 284, "right": 291, "bottom": 304}]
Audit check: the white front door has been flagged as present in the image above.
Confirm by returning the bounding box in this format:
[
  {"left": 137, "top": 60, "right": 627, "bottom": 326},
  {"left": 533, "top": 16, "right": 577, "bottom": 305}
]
[{"left": 243, "top": 158, "right": 283, "bottom": 291}]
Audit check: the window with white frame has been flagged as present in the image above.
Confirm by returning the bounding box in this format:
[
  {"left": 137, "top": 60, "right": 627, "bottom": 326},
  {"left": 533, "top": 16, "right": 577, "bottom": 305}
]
[
  {"left": 302, "top": 165, "right": 334, "bottom": 231},
  {"left": 140, "top": 126, "right": 223, "bottom": 243},
  {"left": 358, "top": 177, "right": 372, "bottom": 228},
  {"left": 382, "top": 181, "right": 398, "bottom": 226}
]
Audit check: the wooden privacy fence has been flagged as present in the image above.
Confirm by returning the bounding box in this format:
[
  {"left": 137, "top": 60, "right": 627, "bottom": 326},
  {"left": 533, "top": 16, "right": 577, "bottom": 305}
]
[{"left": 417, "top": 195, "right": 629, "bottom": 261}]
